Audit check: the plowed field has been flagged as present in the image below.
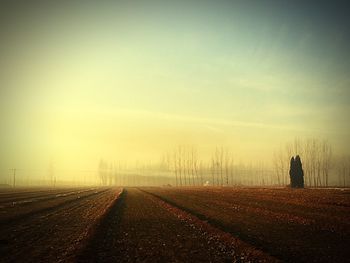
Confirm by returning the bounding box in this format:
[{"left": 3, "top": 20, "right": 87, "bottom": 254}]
[{"left": 1, "top": 187, "right": 348, "bottom": 262}]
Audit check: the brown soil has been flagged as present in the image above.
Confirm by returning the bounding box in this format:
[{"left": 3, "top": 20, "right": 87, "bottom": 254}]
[
  {"left": 0, "top": 187, "right": 121, "bottom": 262},
  {"left": 2, "top": 186, "right": 348, "bottom": 263},
  {"left": 141, "top": 187, "right": 350, "bottom": 263},
  {"left": 79, "top": 188, "right": 273, "bottom": 262}
]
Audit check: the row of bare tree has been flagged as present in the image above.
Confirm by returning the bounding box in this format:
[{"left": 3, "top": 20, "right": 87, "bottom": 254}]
[
  {"left": 165, "top": 147, "right": 238, "bottom": 186},
  {"left": 210, "top": 147, "right": 235, "bottom": 186},
  {"left": 97, "top": 139, "right": 350, "bottom": 187},
  {"left": 164, "top": 140, "right": 350, "bottom": 188},
  {"left": 98, "top": 159, "right": 173, "bottom": 186},
  {"left": 273, "top": 138, "right": 350, "bottom": 187},
  {"left": 164, "top": 146, "right": 202, "bottom": 186},
  {"left": 336, "top": 154, "right": 350, "bottom": 187},
  {"left": 164, "top": 146, "right": 237, "bottom": 187},
  {"left": 97, "top": 159, "right": 128, "bottom": 186}
]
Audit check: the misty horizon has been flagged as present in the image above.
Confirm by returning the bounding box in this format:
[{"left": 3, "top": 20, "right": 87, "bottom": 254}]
[{"left": 1, "top": 1, "right": 349, "bottom": 186}]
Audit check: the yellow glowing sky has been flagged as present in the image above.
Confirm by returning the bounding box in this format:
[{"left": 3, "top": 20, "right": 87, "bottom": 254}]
[{"left": 0, "top": 1, "right": 349, "bottom": 180}]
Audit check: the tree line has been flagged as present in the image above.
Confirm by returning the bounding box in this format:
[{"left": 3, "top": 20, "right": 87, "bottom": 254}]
[
  {"left": 273, "top": 138, "right": 350, "bottom": 187},
  {"left": 163, "top": 146, "right": 273, "bottom": 187}
]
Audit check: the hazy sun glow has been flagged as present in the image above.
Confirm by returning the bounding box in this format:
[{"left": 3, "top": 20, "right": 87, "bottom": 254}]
[{"left": 1, "top": 1, "right": 349, "bottom": 183}]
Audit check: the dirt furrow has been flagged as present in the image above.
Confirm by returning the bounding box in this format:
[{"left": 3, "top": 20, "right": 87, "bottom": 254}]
[
  {"left": 0, "top": 187, "right": 121, "bottom": 263},
  {"left": 140, "top": 188, "right": 279, "bottom": 262},
  {"left": 0, "top": 188, "right": 108, "bottom": 224},
  {"left": 79, "top": 188, "right": 275, "bottom": 263},
  {"left": 142, "top": 187, "right": 350, "bottom": 263},
  {"left": 0, "top": 188, "right": 89, "bottom": 205}
]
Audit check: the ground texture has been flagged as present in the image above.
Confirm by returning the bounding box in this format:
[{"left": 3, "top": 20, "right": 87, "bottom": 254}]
[
  {"left": 0, "top": 186, "right": 349, "bottom": 262},
  {"left": 141, "top": 187, "right": 350, "bottom": 263}
]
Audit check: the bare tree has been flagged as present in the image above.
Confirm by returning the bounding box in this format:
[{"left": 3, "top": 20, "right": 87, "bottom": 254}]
[
  {"left": 224, "top": 149, "right": 230, "bottom": 186},
  {"left": 219, "top": 147, "right": 224, "bottom": 186},
  {"left": 173, "top": 151, "right": 178, "bottom": 186},
  {"left": 186, "top": 148, "right": 191, "bottom": 186},
  {"left": 213, "top": 147, "right": 224, "bottom": 186},
  {"left": 337, "top": 155, "right": 349, "bottom": 187},
  {"left": 211, "top": 157, "right": 215, "bottom": 186},
  {"left": 321, "top": 140, "right": 332, "bottom": 187},
  {"left": 303, "top": 139, "right": 312, "bottom": 187},
  {"left": 48, "top": 160, "right": 55, "bottom": 187},
  {"left": 191, "top": 147, "right": 198, "bottom": 186},
  {"left": 183, "top": 147, "right": 189, "bottom": 186},
  {"left": 170, "top": 145, "right": 202, "bottom": 187},
  {"left": 198, "top": 160, "right": 203, "bottom": 186},
  {"left": 273, "top": 151, "right": 282, "bottom": 186},
  {"left": 178, "top": 146, "right": 183, "bottom": 186},
  {"left": 98, "top": 159, "right": 108, "bottom": 186},
  {"left": 273, "top": 145, "right": 289, "bottom": 186},
  {"left": 230, "top": 157, "right": 234, "bottom": 186}
]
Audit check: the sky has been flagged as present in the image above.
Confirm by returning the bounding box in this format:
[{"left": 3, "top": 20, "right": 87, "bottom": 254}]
[{"left": 0, "top": 0, "right": 349, "bottom": 180}]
